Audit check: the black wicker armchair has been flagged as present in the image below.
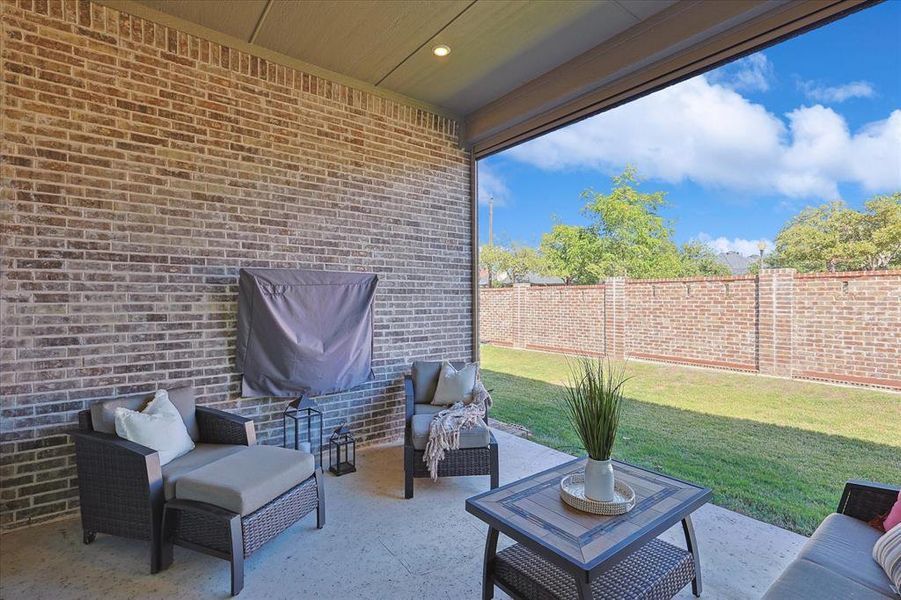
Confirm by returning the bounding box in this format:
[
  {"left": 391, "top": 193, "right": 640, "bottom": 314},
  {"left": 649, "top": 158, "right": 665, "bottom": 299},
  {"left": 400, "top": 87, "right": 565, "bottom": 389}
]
[
  {"left": 403, "top": 361, "right": 499, "bottom": 499},
  {"left": 838, "top": 479, "right": 900, "bottom": 523},
  {"left": 72, "top": 389, "right": 255, "bottom": 574}
]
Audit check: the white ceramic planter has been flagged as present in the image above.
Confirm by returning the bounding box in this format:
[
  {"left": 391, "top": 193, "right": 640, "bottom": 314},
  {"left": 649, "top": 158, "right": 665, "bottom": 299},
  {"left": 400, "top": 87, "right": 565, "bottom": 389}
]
[{"left": 584, "top": 457, "right": 615, "bottom": 501}]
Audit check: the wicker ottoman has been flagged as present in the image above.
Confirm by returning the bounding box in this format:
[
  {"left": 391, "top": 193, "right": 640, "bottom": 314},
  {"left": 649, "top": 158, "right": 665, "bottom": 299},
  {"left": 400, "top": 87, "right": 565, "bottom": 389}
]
[
  {"left": 160, "top": 446, "right": 325, "bottom": 595},
  {"left": 493, "top": 539, "right": 695, "bottom": 600}
]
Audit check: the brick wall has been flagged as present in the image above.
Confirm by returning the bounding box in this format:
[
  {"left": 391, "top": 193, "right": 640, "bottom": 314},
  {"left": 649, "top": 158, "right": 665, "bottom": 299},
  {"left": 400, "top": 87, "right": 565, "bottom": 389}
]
[
  {"left": 479, "top": 271, "right": 901, "bottom": 389},
  {"left": 523, "top": 285, "right": 606, "bottom": 356},
  {"left": 479, "top": 287, "right": 515, "bottom": 346},
  {"left": 480, "top": 284, "right": 606, "bottom": 356},
  {"left": 626, "top": 277, "right": 758, "bottom": 370},
  {"left": 0, "top": 0, "right": 472, "bottom": 529},
  {"left": 793, "top": 271, "right": 901, "bottom": 387}
]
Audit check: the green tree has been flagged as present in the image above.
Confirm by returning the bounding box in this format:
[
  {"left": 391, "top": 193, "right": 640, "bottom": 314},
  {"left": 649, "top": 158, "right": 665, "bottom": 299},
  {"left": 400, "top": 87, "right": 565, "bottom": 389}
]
[
  {"left": 678, "top": 241, "right": 731, "bottom": 276},
  {"left": 504, "top": 244, "right": 544, "bottom": 284},
  {"left": 768, "top": 193, "right": 901, "bottom": 272},
  {"left": 479, "top": 244, "right": 508, "bottom": 287},
  {"left": 582, "top": 167, "right": 682, "bottom": 278},
  {"left": 539, "top": 224, "right": 601, "bottom": 285}
]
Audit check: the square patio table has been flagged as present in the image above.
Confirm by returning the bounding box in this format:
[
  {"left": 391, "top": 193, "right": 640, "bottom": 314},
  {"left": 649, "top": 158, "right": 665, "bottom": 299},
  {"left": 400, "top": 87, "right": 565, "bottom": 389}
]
[{"left": 466, "top": 457, "right": 712, "bottom": 600}]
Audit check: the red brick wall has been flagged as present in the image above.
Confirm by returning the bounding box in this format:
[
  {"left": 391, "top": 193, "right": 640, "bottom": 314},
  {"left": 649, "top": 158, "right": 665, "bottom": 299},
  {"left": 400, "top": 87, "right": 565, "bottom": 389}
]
[
  {"left": 479, "top": 271, "right": 900, "bottom": 388},
  {"left": 479, "top": 288, "right": 514, "bottom": 346},
  {"left": 0, "top": 0, "right": 471, "bottom": 529},
  {"left": 523, "top": 285, "right": 606, "bottom": 356},
  {"left": 793, "top": 271, "right": 901, "bottom": 387},
  {"left": 479, "top": 285, "right": 606, "bottom": 356},
  {"left": 626, "top": 276, "right": 758, "bottom": 370}
]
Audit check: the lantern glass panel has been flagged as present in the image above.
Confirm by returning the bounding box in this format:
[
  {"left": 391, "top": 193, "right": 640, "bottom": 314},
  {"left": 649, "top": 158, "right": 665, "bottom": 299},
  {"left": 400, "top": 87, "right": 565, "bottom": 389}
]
[{"left": 328, "top": 424, "right": 356, "bottom": 476}]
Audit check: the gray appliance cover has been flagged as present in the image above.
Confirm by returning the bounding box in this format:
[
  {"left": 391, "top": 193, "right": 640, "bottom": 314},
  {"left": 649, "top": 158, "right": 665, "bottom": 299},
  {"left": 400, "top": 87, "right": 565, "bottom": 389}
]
[{"left": 236, "top": 268, "right": 377, "bottom": 397}]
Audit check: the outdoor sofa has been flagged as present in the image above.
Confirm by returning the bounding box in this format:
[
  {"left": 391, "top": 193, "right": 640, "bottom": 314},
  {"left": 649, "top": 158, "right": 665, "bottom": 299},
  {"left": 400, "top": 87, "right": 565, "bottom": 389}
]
[
  {"left": 72, "top": 386, "right": 324, "bottom": 595},
  {"left": 763, "top": 480, "right": 901, "bottom": 599}
]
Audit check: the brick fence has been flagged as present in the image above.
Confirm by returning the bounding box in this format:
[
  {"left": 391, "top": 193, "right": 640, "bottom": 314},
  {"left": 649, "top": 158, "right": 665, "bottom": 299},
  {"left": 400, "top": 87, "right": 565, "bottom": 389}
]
[
  {"left": 0, "top": 0, "right": 471, "bottom": 529},
  {"left": 480, "top": 270, "right": 901, "bottom": 390}
]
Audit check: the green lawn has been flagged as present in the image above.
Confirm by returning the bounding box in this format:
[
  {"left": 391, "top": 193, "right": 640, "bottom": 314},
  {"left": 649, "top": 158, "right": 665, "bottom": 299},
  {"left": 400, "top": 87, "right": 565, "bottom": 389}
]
[{"left": 481, "top": 344, "right": 901, "bottom": 535}]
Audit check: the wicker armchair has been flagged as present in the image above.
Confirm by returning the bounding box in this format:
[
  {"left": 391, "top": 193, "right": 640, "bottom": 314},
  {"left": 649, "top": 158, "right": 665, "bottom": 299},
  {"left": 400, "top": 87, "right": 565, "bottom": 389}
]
[
  {"left": 72, "top": 393, "right": 255, "bottom": 574},
  {"left": 403, "top": 361, "right": 499, "bottom": 499},
  {"left": 838, "top": 479, "right": 900, "bottom": 523}
]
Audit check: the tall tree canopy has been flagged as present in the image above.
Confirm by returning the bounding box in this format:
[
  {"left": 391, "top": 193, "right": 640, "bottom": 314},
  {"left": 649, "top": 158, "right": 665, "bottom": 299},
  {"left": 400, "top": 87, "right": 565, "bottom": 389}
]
[
  {"left": 478, "top": 243, "right": 545, "bottom": 285},
  {"left": 479, "top": 244, "right": 508, "bottom": 287},
  {"left": 678, "top": 241, "right": 731, "bottom": 276},
  {"left": 504, "top": 245, "right": 544, "bottom": 283},
  {"left": 539, "top": 224, "right": 601, "bottom": 285},
  {"left": 767, "top": 193, "right": 901, "bottom": 272},
  {"left": 581, "top": 167, "right": 684, "bottom": 278}
]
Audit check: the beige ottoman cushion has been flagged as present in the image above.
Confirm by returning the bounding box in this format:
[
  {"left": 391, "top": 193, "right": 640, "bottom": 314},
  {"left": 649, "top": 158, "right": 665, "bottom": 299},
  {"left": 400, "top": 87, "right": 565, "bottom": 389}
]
[
  {"left": 176, "top": 445, "right": 315, "bottom": 516},
  {"left": 161, "top": 443, "right": 246, "bottom": 500},
  {"left": 411, "top": 414, "right": 490, "bottom": 451}
]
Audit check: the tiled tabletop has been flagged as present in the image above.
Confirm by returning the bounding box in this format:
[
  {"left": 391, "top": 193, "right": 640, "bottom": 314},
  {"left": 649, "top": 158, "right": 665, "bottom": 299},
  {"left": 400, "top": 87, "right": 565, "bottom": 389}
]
[{"left": 466, "top": 457, "right": 711, "bottom": 573}]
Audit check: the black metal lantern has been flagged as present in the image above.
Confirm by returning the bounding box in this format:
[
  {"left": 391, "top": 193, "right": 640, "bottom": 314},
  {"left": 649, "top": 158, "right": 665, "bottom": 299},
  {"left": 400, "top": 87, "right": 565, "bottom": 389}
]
[
  {"left": 328, "top": 422, "right": 356, "bottom": 476},
  {"left": 283, "top": 395, "right": 323, "bottom": 467}
]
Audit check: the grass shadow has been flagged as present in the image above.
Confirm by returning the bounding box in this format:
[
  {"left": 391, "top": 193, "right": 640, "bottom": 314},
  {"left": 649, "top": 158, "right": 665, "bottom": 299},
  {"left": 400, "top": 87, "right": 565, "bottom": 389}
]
[{"left": 483, "top": 368, "right": 901, "bottom": 535}]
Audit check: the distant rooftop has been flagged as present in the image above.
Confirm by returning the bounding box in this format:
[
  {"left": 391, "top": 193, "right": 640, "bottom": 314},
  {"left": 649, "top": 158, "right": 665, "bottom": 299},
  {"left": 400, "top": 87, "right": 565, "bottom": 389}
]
[{"left": 718, "top": 251, "right": 758, "bottom": 275}]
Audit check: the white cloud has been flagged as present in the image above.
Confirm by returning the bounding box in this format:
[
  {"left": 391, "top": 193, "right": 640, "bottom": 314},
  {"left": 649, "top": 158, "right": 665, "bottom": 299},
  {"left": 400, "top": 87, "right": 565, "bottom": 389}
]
[
  {"left": 696, "top": 233, "right": 773, "bottom": 256},
  {"left": 711, "top": 53, "right": 775, "bottom": 92},
  {"left": 506, "top": 74, "right": 901, "bottom": 201},
  {"left": 477, "top": 163, "right": 509, "bottom": 206},
  {"left": 800, "top": 80, "right": 875, "bottom": 103}
]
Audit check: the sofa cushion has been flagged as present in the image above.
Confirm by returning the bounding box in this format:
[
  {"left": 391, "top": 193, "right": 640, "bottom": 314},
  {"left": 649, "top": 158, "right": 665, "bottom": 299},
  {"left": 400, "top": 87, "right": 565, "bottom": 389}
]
[
  {"left": 413, "top": 404, "right": 446, "bottom": 416},
  {"left": 89, "top": 386, "right": 199, "bottom": 441},
  {"left": 90, "top": 397, "right": 145, "bottom": 435},
  {"left": 431, "top": 361, "right": 478, "bottom": 406},
  {"left": 873, "top": 523, "right": 901, "bottom": 594},
  {"left": 175, "top": 445, "right": 316, "bottom": 516},
  {"left": 411, "top": 361, "right": 442, "bottom": 404},
  {"left": 161, "top": 443, "right": 246, "bottom": 500},
  {"left": 114, "top": 390, "right": 195, "bottom": 466},
  {"left": 411, "top": 414, "right": 490, "bottom": 451},
  {"left": 166, "top": 386, "right": 199, "bottom": 442},
  {"left": 797, "top": 513, "right": 895, "bottom": 597},
  {"left": 762, "top": 558, "right": 895, "bottom": 600}
]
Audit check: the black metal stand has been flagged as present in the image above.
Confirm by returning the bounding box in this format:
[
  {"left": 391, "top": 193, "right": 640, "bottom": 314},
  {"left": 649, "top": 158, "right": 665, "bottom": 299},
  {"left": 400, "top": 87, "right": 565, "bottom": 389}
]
[{"left": 283, "top": 396, "right": 324, "bottom": 468}]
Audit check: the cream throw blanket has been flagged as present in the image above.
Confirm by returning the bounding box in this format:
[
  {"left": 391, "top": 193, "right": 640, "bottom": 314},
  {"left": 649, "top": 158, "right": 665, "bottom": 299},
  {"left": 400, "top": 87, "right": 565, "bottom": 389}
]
[{"left": 424, "top": 381, "right": 492, "bottom": 480}]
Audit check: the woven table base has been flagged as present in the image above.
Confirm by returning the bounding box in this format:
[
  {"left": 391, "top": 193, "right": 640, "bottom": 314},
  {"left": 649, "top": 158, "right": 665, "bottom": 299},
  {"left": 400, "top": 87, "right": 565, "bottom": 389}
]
[{"left": 494, "top": 538, "right": 695, "bottom": 600}]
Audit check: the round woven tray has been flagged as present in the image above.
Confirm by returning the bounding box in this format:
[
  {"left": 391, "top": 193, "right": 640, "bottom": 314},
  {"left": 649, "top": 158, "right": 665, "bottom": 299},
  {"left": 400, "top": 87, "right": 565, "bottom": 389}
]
[{"left": 559, "top": 472, "right": 636, "bottom": 515}]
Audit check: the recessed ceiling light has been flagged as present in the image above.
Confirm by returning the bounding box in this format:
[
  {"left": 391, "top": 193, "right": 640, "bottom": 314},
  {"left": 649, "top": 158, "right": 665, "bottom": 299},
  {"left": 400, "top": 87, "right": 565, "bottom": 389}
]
[{"left": 432, "top": 45, "right": 451, "bottom": 57}]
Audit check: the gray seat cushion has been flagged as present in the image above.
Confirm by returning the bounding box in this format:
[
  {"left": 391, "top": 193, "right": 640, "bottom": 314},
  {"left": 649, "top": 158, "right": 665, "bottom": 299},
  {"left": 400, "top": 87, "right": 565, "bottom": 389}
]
[
  {"left": 763, "top": 558, "right": 895, "bottom": 600},
  {"left": 90, "top": 397, "right": 144, "bottom": 435},
  {"left": 410, "top": 414, "right": 490, "bottom": 451},
  {"left": 413, "top": 404, "right": 446, "bottom": 416},
  {"left": 175, "top": 445, "right": 316, "bottom": 516},
  {"left": 411, "top": 361, "right": 442, "bottom": 404},
  {"left": 798, "top": 513, "right": 895, "bottom": 597},
  {"left": 89, "top": 386, "right": 199, "bottom": 441},
  {"left": 161, "top": 443, "right": 246, "bottom": 500}
]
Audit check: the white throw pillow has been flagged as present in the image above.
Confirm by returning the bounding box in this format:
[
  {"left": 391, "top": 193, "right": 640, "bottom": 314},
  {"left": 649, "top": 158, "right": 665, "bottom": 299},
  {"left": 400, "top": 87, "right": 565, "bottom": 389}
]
[
  {"left": 430, "top": 361, "right": 478, "bottom": 406},
  {"left": 874, "top": 522, "right": 901, "bottom": 594},
  {"left": 115, "top": 389, "right": 195, "bottom": 466}
]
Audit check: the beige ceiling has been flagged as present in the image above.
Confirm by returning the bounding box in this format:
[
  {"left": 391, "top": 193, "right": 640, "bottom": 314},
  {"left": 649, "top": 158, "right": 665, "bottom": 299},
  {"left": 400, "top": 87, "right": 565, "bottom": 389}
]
[
  {"left": 122, "top": 0, "right": 872, "bottom": 152},
  {"left": 134, "top": 0, "right": 674, "bottom": 114}
]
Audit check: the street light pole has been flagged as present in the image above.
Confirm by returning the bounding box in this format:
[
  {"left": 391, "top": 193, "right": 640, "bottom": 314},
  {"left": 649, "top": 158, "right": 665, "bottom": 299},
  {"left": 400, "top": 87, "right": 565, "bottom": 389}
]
[
  {"left": 757, "top": 240, "right": 766, "bottom": 272},
  {"left": 488, "top": 196, "right": 494, "bottom": 247}
]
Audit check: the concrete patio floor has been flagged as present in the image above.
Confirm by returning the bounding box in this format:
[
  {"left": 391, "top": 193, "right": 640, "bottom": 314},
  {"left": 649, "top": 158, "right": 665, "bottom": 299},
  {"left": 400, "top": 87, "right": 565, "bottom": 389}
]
[{"left": 0, "top": 430, "right": 806, "bottom": 599}]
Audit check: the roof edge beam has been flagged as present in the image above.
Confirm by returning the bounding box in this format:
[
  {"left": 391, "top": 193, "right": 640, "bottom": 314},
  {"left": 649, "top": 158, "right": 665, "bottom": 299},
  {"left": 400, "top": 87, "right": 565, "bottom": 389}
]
[{"left": 466, "top": 0, "right": 875, "bottom": 157}]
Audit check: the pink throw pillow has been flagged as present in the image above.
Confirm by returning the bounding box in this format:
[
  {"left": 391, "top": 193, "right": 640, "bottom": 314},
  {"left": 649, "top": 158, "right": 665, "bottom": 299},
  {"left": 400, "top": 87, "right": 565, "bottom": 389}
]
[{"left": 883, "top": 490, "right": 901, "bottom": 532}]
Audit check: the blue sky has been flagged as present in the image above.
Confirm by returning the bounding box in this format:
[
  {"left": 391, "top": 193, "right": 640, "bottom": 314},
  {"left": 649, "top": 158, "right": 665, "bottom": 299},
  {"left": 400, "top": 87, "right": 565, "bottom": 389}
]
[{"left": 477, "top": 2, "right": 901, "bottom": 255}]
